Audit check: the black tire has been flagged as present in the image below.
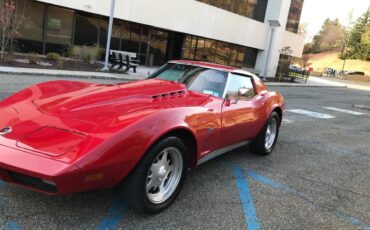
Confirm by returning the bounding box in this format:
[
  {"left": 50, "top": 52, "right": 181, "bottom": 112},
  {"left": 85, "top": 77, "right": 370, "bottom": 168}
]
[
  {"left": 123, "top": 136, "right": 188, "bottom": 214},
  {"left": 251, "top": 111, "right": 281, "bottom": 155}
]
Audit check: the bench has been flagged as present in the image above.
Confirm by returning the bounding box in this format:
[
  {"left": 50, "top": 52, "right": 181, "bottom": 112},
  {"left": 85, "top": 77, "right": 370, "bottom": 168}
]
[
  {"left": 289, "top": 69, "right": 309, "bottom": 83},
  {"left": 109, "top": 50, "right": 140, "bottom": 73}
]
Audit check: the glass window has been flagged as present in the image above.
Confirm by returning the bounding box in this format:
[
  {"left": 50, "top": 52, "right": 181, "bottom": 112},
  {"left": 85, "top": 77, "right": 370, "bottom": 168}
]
[
  {"left": 236, "top": 47, "right": 245, "bottom": 68},
  {"left": 45, "top": 6, "right": 74, "bottom": 45},
  {"left": 17, "top": 3, "right": 45, "bottom": 41},
  {"left": 225, "top": 74, "right": 255, "bottom": 100},
  {"left": 121, "top": 22, "right": 131, "bottom": 51},
  {"left": 128, "top": 23, "right": 141, "bottom": 53},
  {"left": 186, "top": 69, "right": 228, "bottom": 97},
  {"left": 74, "top": 15, "right": 100, "bottom": 46},
  {"left": 182, "top": 35, "right": 192, "bottom": 59},
  {"left": 14, "top": 39, "right": 43, "bottom": 54},
  {"left": 204, "top": 39, "right": 217, "bottom": 63},
  {"left": 195, "top": 38, "right": 205, "bottom": 61},
  {"left": 197, "top": 0, "right": 267, "bottom": 22},
  {"left": 150, "top": 63, "right": 228, "bottom": 98},
  {"left": 254, "top": 0, "right": 268, "bottom": 22},
  {"left": 286, "top": 0, "right": 304, "bottom": 33},
  {"left": 228, "top": 45, "right": 238, "bottom": 66},
  {"left": 99, "top": 19, "right": 121, "bottom": 50},
  {"left": 235, "top": 0, "right": 248, "bottom": 16},
  {"left": 190, "top": 36, "right": 197, "bottom": 60},
  {"left": 215, "top": 42, "right": 229, "bottom": 65},
  {"left": 246, "top": 0, "right": 257, "bottom": 18},
  {"left": 243, "top": 47, "right": 258, "bottom": 68},
  {"left": 150, "top": 29, "right": 168, "bottom": 66}
]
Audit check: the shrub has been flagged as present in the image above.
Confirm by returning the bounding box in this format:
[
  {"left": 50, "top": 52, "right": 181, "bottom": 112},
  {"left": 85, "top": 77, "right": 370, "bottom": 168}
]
[
  {"left": 4, "top": 53, "right": 15, "bottom": 64},
  {"left": 28, "top": 53, "right": 40, "bottom": 65},
  {"left": 46, "top": 52, "right": 61, "bottom": 61},
  {"left": 57, "top": 58, "right": 64, "bottom": 69},
  {"left": 70, "top": 44, "right": 102, "bottom": 64}
]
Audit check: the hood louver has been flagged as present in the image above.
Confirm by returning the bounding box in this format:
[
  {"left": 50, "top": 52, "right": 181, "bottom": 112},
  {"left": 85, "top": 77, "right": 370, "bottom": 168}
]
[{"left": 152, "top": 90, "right": 186, "bottom": 101}]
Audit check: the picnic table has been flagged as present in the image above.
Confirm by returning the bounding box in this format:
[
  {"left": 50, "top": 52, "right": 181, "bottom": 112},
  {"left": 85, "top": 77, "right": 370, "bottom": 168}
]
[{"left": 109, "top": 50, "right": 140, "bottom": 73}]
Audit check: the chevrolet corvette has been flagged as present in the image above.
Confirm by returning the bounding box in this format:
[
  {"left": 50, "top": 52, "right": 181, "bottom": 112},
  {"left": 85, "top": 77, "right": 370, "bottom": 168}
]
[{"left": 0, "top": 60, "right": 285, "bottom": 213}]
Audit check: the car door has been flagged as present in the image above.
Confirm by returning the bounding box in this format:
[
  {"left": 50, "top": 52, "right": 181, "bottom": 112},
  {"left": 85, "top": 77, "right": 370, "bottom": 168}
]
[
  {"left": 220, "top": 73, "right": 262, "bottom": 148},
  {"left": 183, "top": 68, "right": 228, "bottom": 158}
]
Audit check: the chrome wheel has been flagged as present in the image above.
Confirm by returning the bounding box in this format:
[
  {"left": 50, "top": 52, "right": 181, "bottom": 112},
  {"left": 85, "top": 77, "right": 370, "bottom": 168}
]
[
  {"left": 265, "top": 117, "right": 277, "bottom": 150},
  {"left": 146, "top": 147, "right": 183, "bottom": 204}
]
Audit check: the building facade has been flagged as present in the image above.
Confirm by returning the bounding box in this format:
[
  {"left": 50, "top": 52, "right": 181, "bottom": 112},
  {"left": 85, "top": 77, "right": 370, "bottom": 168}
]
[{"left": 16, "top": 0, "right": 304, "bottom": 77}]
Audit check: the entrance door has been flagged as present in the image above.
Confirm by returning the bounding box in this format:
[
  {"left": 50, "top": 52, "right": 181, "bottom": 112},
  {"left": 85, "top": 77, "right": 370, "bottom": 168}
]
[{"left": 165, "top": 32, "right": 185, "bottom": 61}]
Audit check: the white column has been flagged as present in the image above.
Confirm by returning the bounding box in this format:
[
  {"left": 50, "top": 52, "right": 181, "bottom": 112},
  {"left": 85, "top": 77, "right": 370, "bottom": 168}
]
[
  {"left": 103, "top": 0, "right": 116, "bottom": 71},
  {"left": 255, "top": 0, "right": 292, "bottom": 78}
]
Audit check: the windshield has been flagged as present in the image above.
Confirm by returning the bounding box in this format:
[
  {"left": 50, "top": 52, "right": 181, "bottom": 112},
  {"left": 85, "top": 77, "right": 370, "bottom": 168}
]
[{"left": 149, "top": 63, "right": 228, "bottom": 97}]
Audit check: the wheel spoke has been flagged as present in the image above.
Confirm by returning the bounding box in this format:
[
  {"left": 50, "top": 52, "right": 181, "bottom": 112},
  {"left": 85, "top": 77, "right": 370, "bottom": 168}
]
[
  {"left": 146, "top": 179, "right": 154, "bottom": 191},
  {"left": 146, "top": 146, "right": 183, "bottom": 204},
  {"left": 167, "top": 165, "right": 174, "bottom": 174},
  {"left": 160, "top": 150, "right": 168, "bottom": 165}
]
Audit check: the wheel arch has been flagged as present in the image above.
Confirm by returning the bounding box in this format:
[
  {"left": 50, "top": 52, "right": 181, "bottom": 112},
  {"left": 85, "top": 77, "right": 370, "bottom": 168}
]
[
  {"left": 272, "top": 106, "right": 283, "bottom": 124},
  {"left": 150, "top": 128, "right": 199, "bottom": 169}
]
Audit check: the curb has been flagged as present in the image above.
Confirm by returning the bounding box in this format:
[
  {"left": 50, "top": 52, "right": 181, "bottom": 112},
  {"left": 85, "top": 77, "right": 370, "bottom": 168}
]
[
  {"left": 0, "top": 70, "right": 350, "bottom": 88},
  {"left": 0, "top": 70, "right": 141, "bottom": 81},
  {"left": 265, "top": 84, "right": 347, "bottom": 88}
]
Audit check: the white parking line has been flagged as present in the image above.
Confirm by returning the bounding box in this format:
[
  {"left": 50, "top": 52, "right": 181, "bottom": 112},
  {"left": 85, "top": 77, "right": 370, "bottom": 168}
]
[
  {"left": 286, "top": 109, "right": 335, "bottom": 119},
  {"left": 282, "top": 119, "right": 294, "bottom": 124},
  {"left": 323, "top": 107, "right": 365, "bottom": 115}
]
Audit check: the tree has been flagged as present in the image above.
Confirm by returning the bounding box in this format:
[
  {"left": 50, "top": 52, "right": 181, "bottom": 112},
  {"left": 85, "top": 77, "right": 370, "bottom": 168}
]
[
  {"left": 311, "top": 18, "right": 346, "bottom": 53},
  {"left": 346, "top": 7, "right": 370, "bottom": 61},
  {"left": 0, "top": 0, "right": 27, "bottom": 60}
]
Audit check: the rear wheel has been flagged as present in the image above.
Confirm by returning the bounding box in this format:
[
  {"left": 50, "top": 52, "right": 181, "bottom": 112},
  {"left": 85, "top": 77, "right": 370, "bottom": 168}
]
[
  {"left": 251, "top": 111, "right": 280, "bottom": 155},
  {"left": 123, "top": 137, "right": 187, "bottom": 214}
]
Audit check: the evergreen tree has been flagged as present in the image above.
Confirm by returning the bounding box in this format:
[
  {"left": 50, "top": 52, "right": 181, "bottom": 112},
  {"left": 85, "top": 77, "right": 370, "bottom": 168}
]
[{"left": 346, "top": 7, "right": 370, "bottom": 60}]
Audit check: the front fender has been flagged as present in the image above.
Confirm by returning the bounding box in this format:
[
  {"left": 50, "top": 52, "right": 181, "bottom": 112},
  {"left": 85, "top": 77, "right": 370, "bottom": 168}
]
[{"left": 73, "top": 107, "right": 204, "bottom": 189}]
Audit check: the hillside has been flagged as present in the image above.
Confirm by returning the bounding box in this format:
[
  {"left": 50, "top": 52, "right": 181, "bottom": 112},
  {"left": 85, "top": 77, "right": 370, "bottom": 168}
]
[{"left": 307, "top": 52, "right": 370, "bottom": 76}]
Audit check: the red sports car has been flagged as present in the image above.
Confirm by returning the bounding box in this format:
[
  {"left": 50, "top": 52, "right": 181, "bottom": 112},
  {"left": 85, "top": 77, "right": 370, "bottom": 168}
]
[{"left": 0, "top": 60, "right": 285, "bottom": 213}]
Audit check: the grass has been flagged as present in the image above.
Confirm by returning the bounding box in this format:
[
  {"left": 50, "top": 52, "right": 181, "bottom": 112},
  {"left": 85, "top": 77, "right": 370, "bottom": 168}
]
[{"left": 306, "top": 52, "right": 370, "bottom": 76}]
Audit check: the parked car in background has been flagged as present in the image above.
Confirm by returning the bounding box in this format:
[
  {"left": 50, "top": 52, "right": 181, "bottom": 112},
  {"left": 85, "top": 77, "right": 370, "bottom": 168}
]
[
  {"left": 347, "top": 71, "right": 365, "bottom": 76},
  {"left": 0, "top": 60, "right": 285, "bottom": 214}
]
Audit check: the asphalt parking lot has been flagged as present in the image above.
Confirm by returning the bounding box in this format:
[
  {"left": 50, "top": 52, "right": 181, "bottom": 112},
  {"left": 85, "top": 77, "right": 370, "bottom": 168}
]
[{"left": 1, "top": 74, "right": 370, "bottom": 230}]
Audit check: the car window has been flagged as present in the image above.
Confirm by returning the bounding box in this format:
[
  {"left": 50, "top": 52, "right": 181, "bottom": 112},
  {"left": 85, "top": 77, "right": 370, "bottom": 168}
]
[
  {"left": 149, "top": 63, "right": 194, "bottom": 82},
  {"left": 186, "top": 69, "right": 228, "bottom": 97},
  {"left": 224, "top": 73, "right": 255, "bottom": 100}
]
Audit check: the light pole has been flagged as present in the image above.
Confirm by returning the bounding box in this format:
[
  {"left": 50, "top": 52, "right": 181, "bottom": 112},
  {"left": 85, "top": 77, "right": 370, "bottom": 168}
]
[
  {"left": 263, "top": 20, "right": 281, "bottom": 81},
  {"left": 102, "top": 0, "right": 116, "bottom": 71}
]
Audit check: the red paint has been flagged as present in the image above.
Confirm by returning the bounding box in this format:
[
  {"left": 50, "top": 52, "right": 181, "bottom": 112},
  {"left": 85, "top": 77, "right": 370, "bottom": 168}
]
[{"left": 0, "top": 61, "right": 285, "bottom": 195}]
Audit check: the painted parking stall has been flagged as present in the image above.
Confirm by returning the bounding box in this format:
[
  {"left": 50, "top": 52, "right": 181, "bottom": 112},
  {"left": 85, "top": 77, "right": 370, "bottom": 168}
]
[
  {"left": 323, "top": 107, "right": 366, "bottom": 115},
  {"left": 286, "top": 109, "right": 335, "bottom": 119}
]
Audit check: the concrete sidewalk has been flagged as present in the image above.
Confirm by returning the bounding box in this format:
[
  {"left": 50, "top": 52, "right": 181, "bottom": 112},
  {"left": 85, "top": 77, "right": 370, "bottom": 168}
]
[
  {"left": 1, "top": 65, "right": 370, "bottom": 91},
  {"left": 0, "top": 66, "right": 153, "bottom": 81}
]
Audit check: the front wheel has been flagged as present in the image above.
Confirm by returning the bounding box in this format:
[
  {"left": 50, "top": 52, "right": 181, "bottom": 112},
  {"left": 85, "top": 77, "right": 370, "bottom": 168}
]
[
  {"left": 251, "top": 111, "right": 280, "bottom": 155},
  {"left": 123, "top": 137, "right": 187, "bottom": 214}
]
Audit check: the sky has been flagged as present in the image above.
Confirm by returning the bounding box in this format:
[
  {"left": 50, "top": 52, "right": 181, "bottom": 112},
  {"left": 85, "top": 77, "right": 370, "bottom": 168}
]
[{"left": 300, "top": 0, "right": 370, "bottom": 42}]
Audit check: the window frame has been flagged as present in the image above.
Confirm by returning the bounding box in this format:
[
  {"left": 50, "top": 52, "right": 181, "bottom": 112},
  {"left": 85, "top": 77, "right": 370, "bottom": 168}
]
[{"left": 222, "top": 72, "right": 257, "bottom": 100}]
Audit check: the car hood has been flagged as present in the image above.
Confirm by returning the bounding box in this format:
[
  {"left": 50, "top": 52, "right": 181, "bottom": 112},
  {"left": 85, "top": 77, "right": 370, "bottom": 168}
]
[
  {"left": 1, "top": 79, "right": 210, "bottom": 135},
  {"left": 31, "top": 79, "right": 188, "bottom": 121},
  {"left": 0, "top": 79, "right": 212, "bottom": 161}
]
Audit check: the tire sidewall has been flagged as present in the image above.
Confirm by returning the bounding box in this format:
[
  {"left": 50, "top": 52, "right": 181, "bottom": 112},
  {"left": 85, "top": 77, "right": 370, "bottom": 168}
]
[
  {"left": 133, "top": 137, "right": 188, "bottom": 213},
  {"left": 263, "top": 112, "right": 280, "bottom": 154}
]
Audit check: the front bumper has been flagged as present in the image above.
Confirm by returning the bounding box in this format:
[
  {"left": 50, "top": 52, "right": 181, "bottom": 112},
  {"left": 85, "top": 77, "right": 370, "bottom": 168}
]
[{"left": 0, "top": 144, "right": 86, "bottom": 195}]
